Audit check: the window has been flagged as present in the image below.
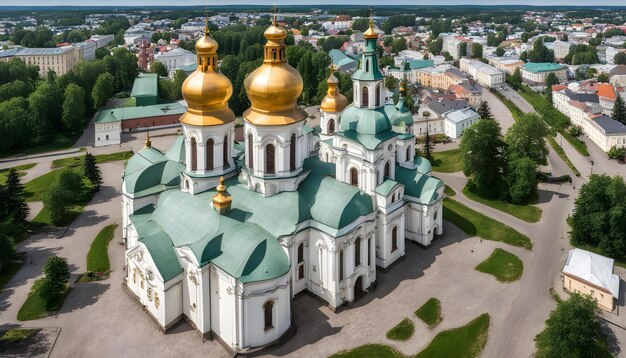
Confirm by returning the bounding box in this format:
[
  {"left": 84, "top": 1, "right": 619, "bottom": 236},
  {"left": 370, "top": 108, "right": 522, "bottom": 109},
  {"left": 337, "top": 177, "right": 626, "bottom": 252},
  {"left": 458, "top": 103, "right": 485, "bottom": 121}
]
[
  {"left": 339, "top": 250, "right": 344, "bottom": 281},
  {"left": 248, "top": 133, "right": 254, "bottom": 169},
  {"left": 190, "top": 137, "right": 197, "bottom": 171},
  {"left": 406, "top": 147, "right": 411, "bottom": 162},
  {"left": 366, "top": 238, "right": 370, "bottom": 267},
  {"left": 105, "top": 135, "right": 109, "bottom": 141},
  {"left": 223, "top": 135, "right": 228, "bottom": 167},
  {"left": 384, "top": 161, "right": 391, "bottom": 178},
  {"left": 328, "top": 118, "right": 335, "bottom": 135},
  {"left": 355, "top": 237, "right": 361, "bottom": 267},
  {"left": 350, "top": 167, "right": 358, "bottom": 186},
  {"left": 206, "top": 138, "right": 214, "bottom": 170},
  {"left": 266, "top": 144, "right": 275, "bottom": 174},
  {"left": 376, "top": 85, "right": 381, "bottom": 107},
  {"left": 297, "top": 243, "right": 304, "bottom": 263},
  {"left": 365, "top": 59, "right": 370, "bottom": 72},
  {"left": 263, "top": 301, "right": 274, "bottom": 330},
  {"left": 362, "top": 86, "right": 369, "bottom": 107},
  {"left": 392, "top": 226, "right": 398, "bottom": 252},
  {"left": 290, "top": 133, "right": 296, "bottom": 172}
]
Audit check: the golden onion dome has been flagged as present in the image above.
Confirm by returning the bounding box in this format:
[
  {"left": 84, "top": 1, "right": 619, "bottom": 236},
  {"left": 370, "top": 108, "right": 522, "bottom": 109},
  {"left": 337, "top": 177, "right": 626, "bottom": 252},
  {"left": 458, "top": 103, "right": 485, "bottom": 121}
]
[
  {"left": 364, "top": 19, "right": 379, "bottom": 40},
  {"left": 180, "top": 28, "right": 235, "bottom": 126},
  {"left": 243, "top": 20, "right": 307, "bottom": 126},
  {"left": 320, "top": 69, "right": 347, "bottom": 113}
]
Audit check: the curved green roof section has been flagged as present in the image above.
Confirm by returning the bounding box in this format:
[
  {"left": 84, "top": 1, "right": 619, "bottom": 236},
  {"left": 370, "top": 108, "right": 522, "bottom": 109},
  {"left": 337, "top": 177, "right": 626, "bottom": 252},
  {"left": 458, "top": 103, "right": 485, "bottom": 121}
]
[
  {"left": 389, "top": 98, "right": 413, "bottom": 127},
  {"left": 414, "top": 156, "right": 432, "bottom": 175},
  {"left": 340, "top": 105, "right": 392, "bottom": 135},
  {"left": 123, "top": 145, "right": 184, "bottom": 197},
  {"left": 395, "top": 163, "right": 443, "bottom": 205}
]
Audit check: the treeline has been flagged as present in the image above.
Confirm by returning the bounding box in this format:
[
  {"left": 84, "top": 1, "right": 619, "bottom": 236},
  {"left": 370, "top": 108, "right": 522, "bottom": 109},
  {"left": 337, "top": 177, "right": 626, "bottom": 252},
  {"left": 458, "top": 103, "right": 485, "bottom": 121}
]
[{"left": 0, "top": 48, "right": 138, "bottom": 153}]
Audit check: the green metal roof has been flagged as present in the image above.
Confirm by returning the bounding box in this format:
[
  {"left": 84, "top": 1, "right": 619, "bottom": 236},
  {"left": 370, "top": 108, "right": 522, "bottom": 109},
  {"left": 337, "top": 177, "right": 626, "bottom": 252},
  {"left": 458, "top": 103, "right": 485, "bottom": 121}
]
[
  {"left": 140, "top": 232, "right": 183, "bottom": 281},
  {"left": 123, "top": 146, "right": 184, "bottom": 197},
  {"left": 414, "top": 156, "right": 432, "bottom": 175},
  {"left": 340, "top": 105, "right": 393, "bottom": 135},
  {"left": 408, "top": 59, "right": 435, "bottom": 70},
  {"left": 96, "top": 102, "right": 186, "bottom": 123},
  {"left": 131, "top": 73, "right": 158, "bottom": 98},
  {"left": 523, "top": 62, "right": 565, "bottom": 73},
  {"left": 375, "top": 179, "right": 400, "bottom": 196},
  {"left": 389, "top": 98, "right": 413, "bottom": 127},
  {"left": 335, "top": 129, "right": 397, "bottom": 151},
  {"left": 165, "top": 134, "right": 186, "bottom": 163},
  {"left": 395, "top": 163, "right": 443, "bottom": 204},
  {"left": 329, "top": 49, "right": 357, "bottom": 68}
]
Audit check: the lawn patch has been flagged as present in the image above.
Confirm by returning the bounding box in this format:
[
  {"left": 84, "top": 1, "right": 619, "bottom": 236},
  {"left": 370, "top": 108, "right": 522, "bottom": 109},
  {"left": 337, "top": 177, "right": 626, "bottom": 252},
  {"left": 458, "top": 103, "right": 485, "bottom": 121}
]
[
  {"left": 415, "top": 313, "right": 490, "bottom": 358},
  {"left": 0, "top": 163, "right": 36, "bottom": 184},
  {"left": 430, "top": 149, "right": 463, "bottom": 173},
  {"left": 475, "top": 248, "right": 524, "bottom": 282},
  {"left": 444, "top": 185, "right": 456, "bottom": 197},
  {"left": 386, "top": 318, "right": 415, "bottom": 341},
  {"left": 17, "top": 284, "right": 71, "bottom": 321},
  {"left": 31, "top": 203, "right": 86, "bottom": 227},
  {"left": 51, "top": 151, "right": 133, "bottom": 169},
  {"left": 415, "top": 298, "right": 443, "bottom": 329},
  {"left": 462, "top": 184, "right": 542, "bottom": 223},
  {"left": 330, "top": 344, "right": 405, "bottom": 358},
  {"left": 443, "top": 198, "right": 532, "bottom": 250},
  {"left": 23, "top": 170, "right": 62, "bottom": 202},
  {"left": 86, "top": 224, "right": 117, "bottom": 277}
]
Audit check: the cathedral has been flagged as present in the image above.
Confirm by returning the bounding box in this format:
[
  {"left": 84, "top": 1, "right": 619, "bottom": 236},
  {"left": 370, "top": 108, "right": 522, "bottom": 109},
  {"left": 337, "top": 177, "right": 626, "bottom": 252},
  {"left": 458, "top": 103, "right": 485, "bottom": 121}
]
[{"left": 121, "top": 16, "right": 444, "bottom": 354}]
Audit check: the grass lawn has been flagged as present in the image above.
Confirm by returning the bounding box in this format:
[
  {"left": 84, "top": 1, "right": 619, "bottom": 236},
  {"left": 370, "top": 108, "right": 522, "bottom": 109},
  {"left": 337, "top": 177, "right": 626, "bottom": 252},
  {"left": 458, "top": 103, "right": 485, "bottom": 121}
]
[
  {"left": 0, "top": 328, "right": 37, "bottom": 343},
  {"left": 31, "top": 202, "right": 86, "bottom": 227},
  {"left": 0, "top": 256, "right": 25, "bottom": 290},
  {"left": 414, "top": 298, "right": 443, "bottom": 329},
  {"left": 443, "top": 198, "right": 532, "bottom": 250},
  {"left": 17, "top": 284, "right": 71, "bottom": 321},
  {"left": 430, "top": 149, "right": 463, "bottom": 173},
  {"left": 386, "top": 318, "right": 415, "bottom": 341},
  {"left": 444, "top": 185, "right": 456, "bottom": 197},
  {"left": 475, "top": 248, "right": 524, "bottom": 282},
  {"left": 87, "top": 224, "right": 117, "bottom": 273},
  {"left": 51, "top": 151, "right": 134, "bottom": 169},
  {"left": 462, "top": 184, "right": 542, "bottom": 223},
  {"left": 330, "top": 344, "right": 405, "bottom": 358},
  {"left": 23, "top": 170, "right": 62, "bottom": 202},
  {"left": 0, "top": 163, "right": 36, "bottom": 184},
  {"left": 415, "top": 313, "right": 490, "bottom": 358}
]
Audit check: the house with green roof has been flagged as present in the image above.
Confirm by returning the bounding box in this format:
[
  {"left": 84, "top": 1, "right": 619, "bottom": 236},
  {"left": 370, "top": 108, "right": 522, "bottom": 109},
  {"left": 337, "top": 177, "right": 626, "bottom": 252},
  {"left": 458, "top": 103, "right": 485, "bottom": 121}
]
[
  {"left": 131, "top": 73, "right": 159, "bottom": 106},
  {"left": 522, "top": 62, "right": 568, "bottom": 84}
]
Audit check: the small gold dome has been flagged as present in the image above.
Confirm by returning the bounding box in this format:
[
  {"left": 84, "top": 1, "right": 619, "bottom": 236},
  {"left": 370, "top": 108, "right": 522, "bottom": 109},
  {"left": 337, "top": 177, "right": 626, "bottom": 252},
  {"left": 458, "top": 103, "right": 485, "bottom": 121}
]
[
  {"left": 180, "top": 28, "right": 235, "bottom": 126},
  {"left": 320, "top": 69, "right": 347, "bottom": 113},
  {"left": 364, "top": 19, "right": 378, "bottom": 39},
  {"left": 243, "top": 21, "right": 307, "bottom": 126}
]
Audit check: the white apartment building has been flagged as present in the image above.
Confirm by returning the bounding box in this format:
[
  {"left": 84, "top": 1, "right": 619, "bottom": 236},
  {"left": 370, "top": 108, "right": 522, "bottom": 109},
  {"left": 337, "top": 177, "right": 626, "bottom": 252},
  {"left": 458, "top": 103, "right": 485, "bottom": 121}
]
[
  {"left": 553, "top": 40, "right": 574, "bottom": 60},
  {"left": 153, "top": 48, "right": 196, "bottom": 77},
  {"left": 459, "top": 58, "right": 506, "bottom": 88}
]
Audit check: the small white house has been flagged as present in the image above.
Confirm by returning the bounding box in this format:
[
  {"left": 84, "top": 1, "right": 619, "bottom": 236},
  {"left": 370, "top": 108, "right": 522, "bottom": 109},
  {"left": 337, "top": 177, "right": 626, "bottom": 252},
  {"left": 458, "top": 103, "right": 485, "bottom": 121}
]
[
  {"left": 563, "top": 248, "right": 620, "bottom": 311},
  {"left": 444, "top": 108, "right": 479, "bottom": 139}
]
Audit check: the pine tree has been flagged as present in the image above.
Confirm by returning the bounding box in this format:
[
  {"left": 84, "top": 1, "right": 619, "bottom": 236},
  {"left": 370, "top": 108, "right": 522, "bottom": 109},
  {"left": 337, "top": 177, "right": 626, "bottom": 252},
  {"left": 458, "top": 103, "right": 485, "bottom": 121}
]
[
  {"left": 423, "top": 111, "right": 435, "bottom": 159},
  {"left": 4, "top": 168, "right": 29, "bottom": 222},
  {"left": 83, "top": 153, "right": 103, "bottom": 191},
  {"left": 545, "top": 72, "right": 559, "bottom": 104},
  {"left": 477, "top": 101, "right": 493, "bottom": 120},
  {"left": 613, "top": 94, "right": 626, "bottom": 125}
]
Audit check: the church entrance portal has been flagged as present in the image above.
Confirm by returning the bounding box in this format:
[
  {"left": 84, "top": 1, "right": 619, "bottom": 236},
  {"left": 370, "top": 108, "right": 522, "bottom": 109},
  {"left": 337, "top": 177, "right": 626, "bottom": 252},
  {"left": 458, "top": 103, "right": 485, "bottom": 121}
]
[{"left": 354, "top": 276, "right": 365, "bottom": 301}]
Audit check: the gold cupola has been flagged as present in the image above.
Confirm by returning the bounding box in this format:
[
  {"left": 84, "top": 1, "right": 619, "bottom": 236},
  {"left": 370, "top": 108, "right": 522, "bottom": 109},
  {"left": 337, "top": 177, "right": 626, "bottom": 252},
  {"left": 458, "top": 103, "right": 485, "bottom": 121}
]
[
  {"left": 364, "top": 10, "right": 378, "bottom": 40},
  {"left": 320, "top": 67, "right": 347, "bottom": 113},
  {"left": 212, "top": 176, "right": 232, "bottom": 214},
  {"left": 243, "top": 15, "right": 307, "bottom": 126},
  {"left": 180, "top": 17, "right": 235, "bottom": 126}
]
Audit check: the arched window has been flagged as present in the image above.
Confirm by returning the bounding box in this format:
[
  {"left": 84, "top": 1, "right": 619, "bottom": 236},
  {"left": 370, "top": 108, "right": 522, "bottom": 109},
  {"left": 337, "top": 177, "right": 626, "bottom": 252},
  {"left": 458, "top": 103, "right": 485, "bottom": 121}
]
[
  {"left": 355, "top": 237, "right": 361, "bottom": 267},
  {"left": 297, "top": 243, "right": 305, "bottom": 280},
  {"left": 339, "top": 250, "right": 344, "bottom": 281},
  {"left": 367, "top": 238, "right": 371, "bottom": 267},
  {"left": 362, "top": 86, "right": 369, "bottom": 107},
  {"left": 350, "top": 167, "right": 358, "bottom": 186},
  {"left": 206, "top": 138, "right": 214, "bottom": 170},
  {"left": 366, "top": 59, "right": 370, "bottom": 72},
  {"left": 266, "top": 144, "right": 275, "bottom": 174},
  {"left": 263, "top": 301, "right": 274, "bottom": 330},
  {"left": 406, "top": 146, "right": 411, "bottom": 162},
  {"left": 190, "top": 137, "right": 197, "bottom": 171},
  {"left": 290, "top": 133, "right": 296, "bottom": 172},
  {"left": 223, "top": 135, "right": 228, "bottom": 167},
  {"left": 248, "top": 133, "right": 254, "bottom": 169},
  {"left": 376, "top": 85, "right": 381, "bottom": 107},
  {"left": 384, "top": 161, "right": 391, "bottom": 178},
  {"left": 392, "top": 226, "right": 398, "bottom": 252},
  {"left": 328, "top": 118, "right": 335, "bottom": 135}
]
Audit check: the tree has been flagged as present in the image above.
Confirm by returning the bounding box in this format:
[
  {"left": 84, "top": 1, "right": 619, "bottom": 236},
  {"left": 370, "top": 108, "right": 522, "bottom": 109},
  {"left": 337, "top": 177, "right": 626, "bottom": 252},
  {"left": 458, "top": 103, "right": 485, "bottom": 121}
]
[
  {"left": 0, "top": 234, "right": 16, "bottom": 273},
  {"left": 505, "top": 113, "right": 549, "bottom": 165},
  {"left": 28, "top": 81, "right": 62, "bottom": 143},
  {"left": 385, "top": 75, "right": 398, "bottom": 91},
  {"left": 4, "top": 169, "right": 29, "bottom": 222},
  {"left": 460, "top": 119, "right": 506, "bottom": 197},
  {"left": 612, "top": 94, "right": 626, "bottom": 125},
  {"left": 495, "top": 46, "right": 505, "bottom": 57},
  {"left": 62, "top": 84, "right": 86, "bottom": 134},
  {"left": 459, "top": 42, "right": 467, "bottom": 57},
  {"left": 597, "top": 73, "right": 609, "bottom": 83},
  {"left": 44, "top": 256, "right": 70, "bottom": 285},
  {"left": 614, "top": 52, "right": 626, "bottom": 65},
  {"left": 535, "top": 293, "right": 604, "bottom": 358},
  {"left": 42, "top": 169, "right": 84, "bottom": 226},
  {"left": 151, "top": 61, "right": 168, "bottom": 77},
  {"left": 545, "top": 72, "right": 559, "bottom": 103},
  {"left": 508, "top": 67, "right": 523, "bottom": 89},
  {"left": 352, "top": 18, "right": 370, "bottom": 32},
  {"left": 428, "top": 38, "right": 443, "bottom": 56},
  {"left": 608, "top": 145, "right": 626, "bottom": 160},
  {"left": 471, "top": 43, "right": 483, "bottom": 59},
  {"left": 92, "top": 72, "right": 114, "bottom": 108},
  {"left": 297, "top": 52, "right": 317, "bottom": 106},
  {"left": 506, "top": 157, "right": 538, "bottom": 204},
  {"left": 83, "top": 153, "right": 103, "bottom": 191},
  {"left": 528, "top": 38, "right": 554, "bottom": 63},
  {"left": 391, "top": 38, "right": 407, "bottom": 53},
  {"left": 35, "top": 256, "right": 70, "bottom": 308},
  {"left": 383, "top": 36, "right": 393, "bottom": 47},
  {"left": 477, "top": 101, "right": 493, "bottom": 120}
]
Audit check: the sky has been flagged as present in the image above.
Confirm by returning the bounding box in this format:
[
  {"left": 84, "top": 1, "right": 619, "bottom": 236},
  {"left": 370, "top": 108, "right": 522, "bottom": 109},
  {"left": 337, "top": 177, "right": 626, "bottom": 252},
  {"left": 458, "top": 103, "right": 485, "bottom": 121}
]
[{"left": 0, "top": 0, "right": 624, "bottom": 6}]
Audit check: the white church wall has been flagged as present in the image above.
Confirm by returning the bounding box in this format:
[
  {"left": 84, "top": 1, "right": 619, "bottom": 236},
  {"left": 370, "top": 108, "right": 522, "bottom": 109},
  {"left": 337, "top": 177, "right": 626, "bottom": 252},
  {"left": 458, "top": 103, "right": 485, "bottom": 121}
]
[
  {"left": 375, "top": 207, "right": 405, "bottom": 269},
  {"left": 183, "top": 122, "right": 235, "bottom": 175},
  {"left": 209, "top": 266, "right": 237, "bottom": 348}
]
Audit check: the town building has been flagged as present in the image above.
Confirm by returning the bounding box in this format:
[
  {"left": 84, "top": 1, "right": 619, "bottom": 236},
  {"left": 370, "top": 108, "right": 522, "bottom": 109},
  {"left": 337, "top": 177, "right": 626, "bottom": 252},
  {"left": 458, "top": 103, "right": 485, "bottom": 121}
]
[
  {"left": 74, "top": 40, "right": 97, "bottom": 61},
  {"left": 443, "top": 107, "right": 480, "bottom": 139},
  {"left": 121, "top": 17, "right": 444, "bottom": 355},
  {"left": 442, "top": 34, "right": 472, "bottom": 59},
  {"left": 90, "top": 34, "right": 114, "bottom": 48},
  {"left": 448, "top": 81, "right": 483, "bottom": 108},
  {"left": 459, "top": 58, "right": 506, "bottom": 88},
  {"left": 153, "top": 47, "right": 197, "bottom": 77},
  {"left": 486, "top": 56, "right": 525, "bottom": 75},
  {"left": 521, "top": 62, "right": 568, "bottom": 84},
  {"left": 386, "top": 60, "right": 434, "bottom": 84},
  {"left": 552, "top": 40, "right": 574, "bottom": 61},
  {"left": 417, "top": 65, "right": 467, "bottom": 89},
  {"left": 329, "top": 49, "right": 357, "bottom": 72},
  {"left": 131, "top": 73, "right": 159, "bottom": 107},
  {"left": 563, "top": 248, "right": 620, "bottom": 312},
  {"left": 0, "top": 46, "right": 80, "bottom": 76}
]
